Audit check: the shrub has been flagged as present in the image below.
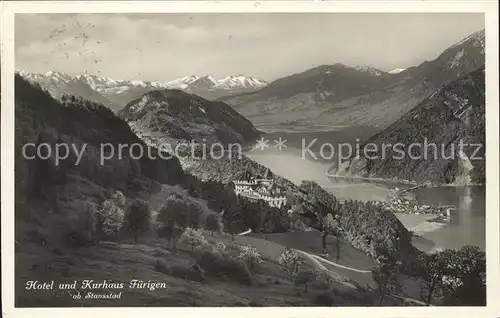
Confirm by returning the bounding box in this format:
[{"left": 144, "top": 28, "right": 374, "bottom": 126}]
[
  {"left": 196, "top": 250, "right": 253, "bottom": 285},
  {"left": 179, "top": 228, "right": 208, "bottom": 251},
  {"left": 238, "top": 245, "right": 263, "bottom": 270},
  {"left": 154, "top": 259, "right": 205, "bottom": 282},
  {"left": 316, "top": 271, "right": 333, "bottom": 286},
  {"left": 314, "top": 291, "right": 335, "bottom": 306},
  {"left": 66, "top": 202, "right": 99, "bottom": 246},
  {"left": 279, "top": 248, "right": 302, "bottom": 276},
  {"left": 312, "top": 272, "right": 332, "bottom": 290},
  {"left": 294, "top": 267, "right": 317, "bottom": 292},
  {"left": 123, "top": 199, "right": 152, "bottom": 243},
  {"left": 154, "top": 259, "right": 172, "bottom": 275},
  {"left": 170, "top": 264, "right": 206, "bottom": 282},
  {"left": 214, "top": 241, "right": 227, "bottom": 253},
  {"left": 158, "top": 225, "right": 183, "bottom": 248}
]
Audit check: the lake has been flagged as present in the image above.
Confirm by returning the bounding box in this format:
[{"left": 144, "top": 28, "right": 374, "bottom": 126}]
[{"left": 245, "top": 146, "right": 485, "bottom": 252}]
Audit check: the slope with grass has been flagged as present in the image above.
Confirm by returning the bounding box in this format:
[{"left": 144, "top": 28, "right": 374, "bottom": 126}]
[{"left": 16, "top": 225, "right": 399, "bottom": 307}]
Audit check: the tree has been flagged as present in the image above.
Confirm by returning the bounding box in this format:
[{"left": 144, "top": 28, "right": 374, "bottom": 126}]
[
  {"left": 157, "top": 194, "right": 190, "bottom": 229},
  {"left": 179, "top": 228, "right": 208, "bottom": 252},
  {"left": 320, "top": 214, "right": 332, "bottom": 254},
  {"left": 205, "top": 213, "right": 222, "bottom": 236},
  {"left": 372, "top": 260, "right": 402, "bottom": 305},
  {"left": 29, "top": 133, "right": 57, "bottom": 199},
  {"left": 316, "top": 271, "right": 332, "bottom": 287},
  {"left": 333, "top": 215, "right": 342, "bottom": 262},
  {"left": 226, "top": 213, "right": 244, "bottom": 241},
  {"left": 441, "top": 245, "right": 486, "bottom": 305},
  {"left": 97, "top": 191, "right": 126, "bottom": 237},
  {"left": 279, "top": 248, "right": 302, "bottom": 276},
  {"left": 188, "top": 201, "right": 204, "bottom": 229},
  {"left": 294, "top": 267, "right": 317, "bottom": 292},
  {"left": 417, "top": 251, "right": 449, "bottom": 306},
  {"left": 67, "top": 202, "right": 99, "bottom": 246},
  {"left": 54, "top": 135, "right": 73, "bottom": 185},
  {"left": 238, "top": 245, "right": 263, "bottom": 270},
  {"left": 159, "top": 225, "right": 183, "bottom": 248},
  {"left": 323, "top": 213, "right": 342, "bottom": 261},
  {"left": 123, "top": 199, "right": 152, "bottom": 243}
]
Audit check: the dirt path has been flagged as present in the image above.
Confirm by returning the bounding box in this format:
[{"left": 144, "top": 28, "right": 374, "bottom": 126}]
[
  {"left": 311, "top": 254, "right": 372, "bottom": 274},
  {"left": 294, "top": 249, "right": 349, "bottom": 284},
  {"left": 238, "top": 229, "right": 252, "bottom": 236}
]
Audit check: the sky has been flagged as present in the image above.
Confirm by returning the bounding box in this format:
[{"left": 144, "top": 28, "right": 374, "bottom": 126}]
[{"left": 15, "top": 13, "right": 484, "bottom": 82}]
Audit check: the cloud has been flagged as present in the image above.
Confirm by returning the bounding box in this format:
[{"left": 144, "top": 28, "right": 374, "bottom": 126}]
[{"left": 15, "top": 13, "right": 485, "bottom": 81}]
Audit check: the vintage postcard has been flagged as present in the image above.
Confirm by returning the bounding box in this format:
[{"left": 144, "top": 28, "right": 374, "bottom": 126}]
[{"left": 1, "top": 1, "right": 499, "bottom": 317}]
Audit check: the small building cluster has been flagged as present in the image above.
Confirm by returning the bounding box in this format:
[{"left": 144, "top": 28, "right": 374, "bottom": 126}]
[{"left": 232, "top": 167, "right": 287, "bottom": 208}]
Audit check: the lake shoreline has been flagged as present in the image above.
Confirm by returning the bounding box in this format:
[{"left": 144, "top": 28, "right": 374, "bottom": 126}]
[
  {"left": 394, "top": 213, "right": 451, "bottom": 253},
  {"left": 245, "top": 150, "right": 484, "bottom": 253},
  {"left": 325, "top": 173, "right": 485, "bottom": 188},
  {"left": 395, "top": 213, "right": 448, "bottom": 235}
]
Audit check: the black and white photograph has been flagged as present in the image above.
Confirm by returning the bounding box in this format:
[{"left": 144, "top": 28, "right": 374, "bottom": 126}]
[{"left": 1, "top": 2, "right": 499, "bottom": 314}]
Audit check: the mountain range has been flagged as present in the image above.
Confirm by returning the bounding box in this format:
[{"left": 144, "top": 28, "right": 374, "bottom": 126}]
[
  {"left": 17, "top": 71, "right": 268, "bottom": 111},
  {"left": 221, "top": 29, "right": 485, "bottom": 130},
  {"left": 329, "top": 66, "right": 485, "bottom": 185},
  {"left": 17, "top": 29, "right": 484, "bottom": 133}
]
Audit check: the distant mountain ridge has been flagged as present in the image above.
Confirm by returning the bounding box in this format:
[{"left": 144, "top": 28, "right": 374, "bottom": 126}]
[
  {"left": 222, "top": 29, "right": 485, "bottom": 129},
  {"left": 118, "top": 88, "right": 262, "bottom": 153},
  {"left": 170, "top": 74, "right": 267, "bottom": 91},
  {"left": 17, "top": 70, "right": 268, "bottom": 111},
  {"left": 17, "top": 71, "right": 123, "bottom": 111},
  {"left": 388, "top": 68, "right": 406, "bottom": 74},
  {"left": 15, "top": 74, "right": 186, "bottom": 191},
  {"left": 329, "top": 66, "right": 485, "bottom": 185}
]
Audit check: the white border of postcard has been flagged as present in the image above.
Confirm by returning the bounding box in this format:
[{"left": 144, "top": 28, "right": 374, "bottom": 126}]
[{"left": 2, "top": 1, "right": 499, "bottom": 317}]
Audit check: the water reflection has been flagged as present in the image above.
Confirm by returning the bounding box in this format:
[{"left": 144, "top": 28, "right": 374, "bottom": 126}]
[
  {"left": 411, "top": 186, "right": 485, "bottom": 251},
  {"left": 245, "top": 149, "right": 485, "bottom": 251}
]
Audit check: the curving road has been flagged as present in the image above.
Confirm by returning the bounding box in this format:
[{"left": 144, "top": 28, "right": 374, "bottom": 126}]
[
  {"left": 311, "top": 254, "right": 372, "bottom": 274},
  {"left": 221, "top": 227, "right": 428, "bottom": 305},
  {"left": 237, "top": 228, "right": 253, "bottom": 236}
]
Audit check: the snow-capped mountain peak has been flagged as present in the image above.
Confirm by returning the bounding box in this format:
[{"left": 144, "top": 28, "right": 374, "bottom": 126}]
[
  {"left": 17, "top": 70, "right": 75, "bottom": 86},
  {"left": 17, "top": 70, "right": 269, "bottom": 111},
  {"left": 167, "top": 75, "right": 201, "bottom": 89},
  {"left": 214, "top": 75, "right": 268, "bottom": 90},
  {"left": 41, "top": 70, "right": 73, "bottom": 82},
  {"left": 76, "top": 74, "right": 120, "bottom": 90},
  {"left": 202, "top": 75, "right": 218, "bottom": 84},
  {"left": 353, "top": 65, "right": 384, "bottom": 76},
  {"left": 388, "top": 68, "right": 406, "bottom": 74},
  {"left": 186, "top": 75, "right": 219, "bottom": 90},
  {"left": 164, "top": 74, "right": 267, "bottom": 90}
]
